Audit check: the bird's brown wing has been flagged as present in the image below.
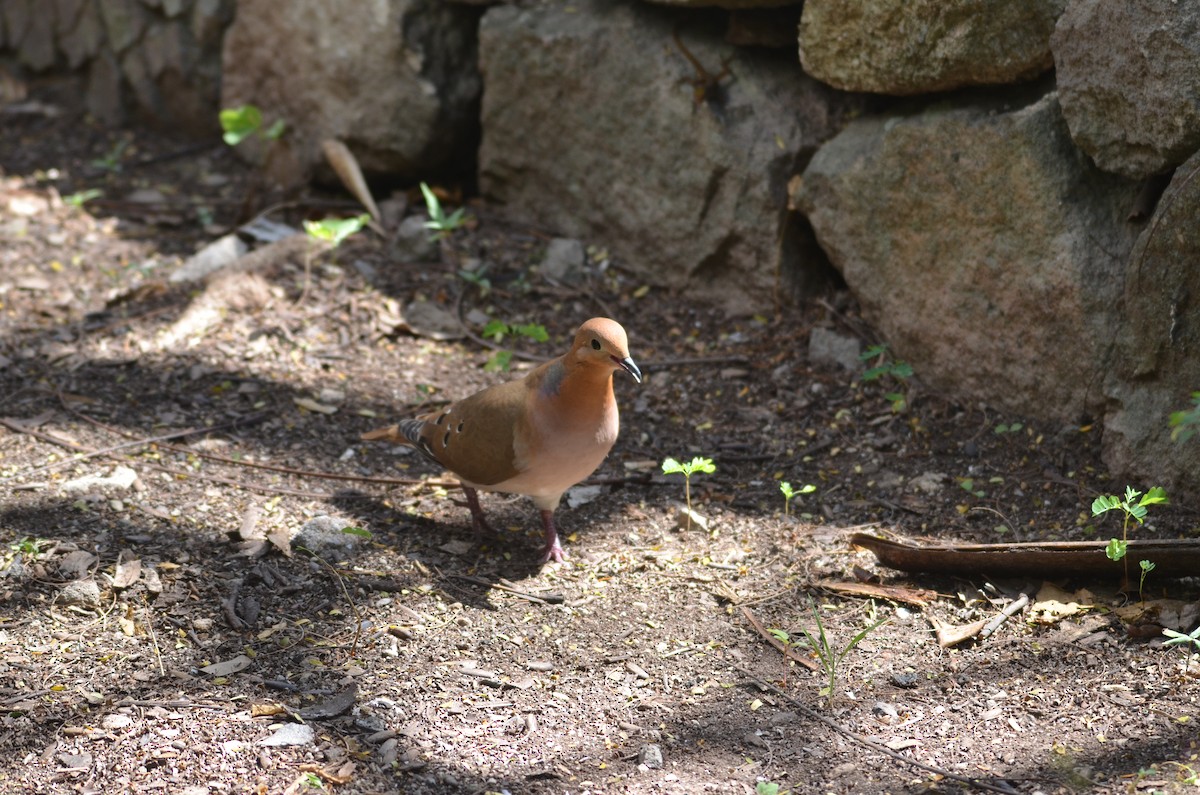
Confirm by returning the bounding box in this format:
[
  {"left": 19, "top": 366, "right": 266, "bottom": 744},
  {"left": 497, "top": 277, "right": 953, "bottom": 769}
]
[{"left": 409, "top": 378, "right": 529, "bottom": 486}]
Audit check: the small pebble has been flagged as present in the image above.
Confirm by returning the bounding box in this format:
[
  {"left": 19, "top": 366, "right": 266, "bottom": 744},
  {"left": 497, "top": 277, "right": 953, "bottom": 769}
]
[{"left": 637, "top": 743, "right": 663, "bottom": 770}]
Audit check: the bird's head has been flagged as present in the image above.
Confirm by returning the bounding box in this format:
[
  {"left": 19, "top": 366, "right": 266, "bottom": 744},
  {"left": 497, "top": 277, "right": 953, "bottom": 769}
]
[{"left": 573, "top": 318, "right": 642, "bottom": 383}]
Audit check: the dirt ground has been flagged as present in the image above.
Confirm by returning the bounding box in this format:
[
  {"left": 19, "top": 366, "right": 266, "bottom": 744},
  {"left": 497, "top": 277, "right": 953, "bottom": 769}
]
[{"left": 1, "top": 98, "right": 1199, "bottom": 795}]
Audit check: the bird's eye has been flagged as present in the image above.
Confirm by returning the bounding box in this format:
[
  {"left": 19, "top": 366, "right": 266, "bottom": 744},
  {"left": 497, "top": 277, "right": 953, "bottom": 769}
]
[{"left": 591, "top": 339, "right": 601, "bottom": 350}]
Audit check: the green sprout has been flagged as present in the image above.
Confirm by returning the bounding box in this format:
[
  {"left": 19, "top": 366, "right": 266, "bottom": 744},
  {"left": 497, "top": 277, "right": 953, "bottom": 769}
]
[
  {"left": 420, "top": 181, "right": 470, "bottom": 241},
  {"left": 1163, "top": 625, "right": 1200, "bottom": 655},
  {"left": 859, "top": 344, "right": 913, "bottom": 412},
  {"left": 479, "top": 321, "right": 549, "bottom": 372},
  {"left": 219, "top": 104, "right": 286, "bottom": 147},
  {"left": 779, "top": 481, "right": 815, "bottom": 516},
  {"left": 662, "top": 456, "right": 715, "bottom": 530},
  {"left": 90, "top": 137, "right": 129, "bottom": 173},
  {"left": 774, "top": 600, "right": 889, "bottom": 706},
  {"left": 64, "top": 189, "right": 103, "bottom": 207},
  {"left": 1138, "top": 559, "right": 1156, "bottom": 600},
  {"left": 296, "top": 214, "right": 370, "bottom": 302},
  {"left": 1170, "top": 391, "right": 1200, "bottom": 443},
  {"left": 1092, "top": 485, "right": 1167, "bottom": 592},
  {"left": 303, "top": 214, "right": 371, "bottom": 249}
]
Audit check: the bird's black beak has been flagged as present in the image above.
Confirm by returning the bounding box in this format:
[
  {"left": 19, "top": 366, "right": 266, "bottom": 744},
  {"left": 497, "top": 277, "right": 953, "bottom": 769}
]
[{"left": 614, "top": 355, "right": 642, "bottom": 384}]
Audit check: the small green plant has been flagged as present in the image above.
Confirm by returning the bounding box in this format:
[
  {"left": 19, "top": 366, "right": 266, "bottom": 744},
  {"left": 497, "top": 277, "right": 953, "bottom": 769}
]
[
  {"left": 64, "top": 189, "right": 103, "bottom": 207},
  {"left": 1163, "top": 624, "right": 1200, "bottom": 654},
  {"left": 91, "top": 137, "right": 130, "bottom": 173},
  {"left": 1092, "top": 485, "right": 1167, "bottom": 589},
  {"left": 994, "top": 422, "right": 1024, "bottom": 435},
  {"left": 1169, "top": 391, "right": 1200, "bottom": 443},
  {"left": 776, "top": 599, "right": 889, "bottom": 705},
  {"left": 859, "top": 344, "right": 913, "bottom": 412},
  {"left": 779, "top": 481, "right": 815, "bottom": 516},
  {"left": 1138, "top": 559, "right": 1156, "bottom": 599},
  {"left": 303, "top": 214, "right": 371, "bottom": 249},
  {"left": 662, "top": 456, "right": 715, "bottom": 530},
  {"left": 219, "top": 104, "right": 286, "bottom": 147},
  {"left": 958, "top": 478, "right": 985, "bottom": 498},
  {"left": 298, "top": 213, "right": 370, "bottom": 302},
  {"left": 755, "top": 782, "right": 786, "bottom": 795},
  {"left": 457, "top": 266, "right": 492, "bottom": 297},
  {"left": 420, "top": 181, "right": 470, "bottom": 241},
  {"left": 480, "top": 320, "right": 549, "bottom": 372}
]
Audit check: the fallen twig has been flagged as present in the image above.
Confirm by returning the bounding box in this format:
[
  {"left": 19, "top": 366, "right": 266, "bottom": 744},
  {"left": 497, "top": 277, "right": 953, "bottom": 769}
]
[
  {"left": 740, "top": 605, "right": 819, "bottom": 671},
  {"left": 978, "top": 592, "right": 1031, "bottom": 640}
]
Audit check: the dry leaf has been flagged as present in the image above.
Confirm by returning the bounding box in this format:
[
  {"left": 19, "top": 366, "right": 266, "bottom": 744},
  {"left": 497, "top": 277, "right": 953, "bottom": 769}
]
[
  {"left": 112, "top": 553, "right": 141, "bottom": 589},
  {"left": 293, "top": 397, "right": 338, "bottom": 415},
  {"left": 267, "top": 525, "right": 293, "bottom": 557},
  {"left": 200, "top": 654, "right": 253, "bottom": 677},
  {"left": 1030, "top": 582, "right": 1093, "bottom": 624}
]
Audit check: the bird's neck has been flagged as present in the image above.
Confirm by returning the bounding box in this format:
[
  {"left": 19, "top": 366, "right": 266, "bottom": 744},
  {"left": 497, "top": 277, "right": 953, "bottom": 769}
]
[{"left": 539, "top": 359, "right": 614, "bottom": 405}]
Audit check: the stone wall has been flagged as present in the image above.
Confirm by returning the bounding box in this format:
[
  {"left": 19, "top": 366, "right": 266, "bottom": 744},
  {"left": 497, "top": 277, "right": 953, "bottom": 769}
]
[
  {"left": 4, "top": 0, "right": 1200, "bottom": 496},
  {"left": 0, "top": 0, "right": 232, "bottom": 128}
]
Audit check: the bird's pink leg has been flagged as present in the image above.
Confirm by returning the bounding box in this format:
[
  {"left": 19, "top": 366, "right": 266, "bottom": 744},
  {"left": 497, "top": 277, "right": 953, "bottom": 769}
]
[
  {"left": 538, "top": 509, "right": 566, "bottom": 563},
  {"left": 461, "top": 487, "right": 494, "bottom": 533}
]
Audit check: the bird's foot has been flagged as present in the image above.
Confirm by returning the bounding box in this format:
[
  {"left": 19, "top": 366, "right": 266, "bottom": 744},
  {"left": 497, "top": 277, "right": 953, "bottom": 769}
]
[
  {"left": 538, "top": 539, "right": 566, "bottom": 564},
  {"left": 538, "top": 509, "right": 566, "bottom": 564},
  {"left": 461, "top": 486, "right": 495, "bottom": 533}
]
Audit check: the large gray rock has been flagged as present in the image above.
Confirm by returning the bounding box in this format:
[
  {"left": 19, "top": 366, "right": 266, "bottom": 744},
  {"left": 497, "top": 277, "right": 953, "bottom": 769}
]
[
  {"left": 221, "top": 0, "right": 481, "bottom": 185},
  {"left": 11, "top": 0, "right": 58, "bottom": 70},
  {"left": 1103, "top": 150, "right": 1200, "bottom": 498},
  {"left": 479, "top": 0, "right": 857, "bottom": 310},
  {"left": 799, "top": 0, "right": 1065, "bottom": 95},
  {"left": 1051, "top": 0, "right": 1200, "bottom": 178},
  {"left": 794, "top": 92, "right": 1141, "bottom": 421}
]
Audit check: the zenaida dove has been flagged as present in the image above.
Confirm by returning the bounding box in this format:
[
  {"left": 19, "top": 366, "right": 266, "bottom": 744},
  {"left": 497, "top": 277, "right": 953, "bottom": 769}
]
[{"left": 362, "top": 318, "right": 641, "bottom": 563}]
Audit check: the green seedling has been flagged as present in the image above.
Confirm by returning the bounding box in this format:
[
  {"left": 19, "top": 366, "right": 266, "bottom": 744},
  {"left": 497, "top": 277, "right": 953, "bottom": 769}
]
[
  {"left": 1092, "top": 485, "right": 1167, "bottom": 592},
  {"left": 1139, "top": 559, "right": 1156, "bottom": 599},
  {"left": 756, "top": 782, "right": 786, "bottom": 795},
  {"left": 958, "top": 478, "right": 985, "bottom": 498},
  {"left": 420, "top": 181, "right": 470, "bottom": 241},
  {"left": 303, "top": 214, "right": 371, "bottom": 249},
  {"left": 1170, "top": 391, "right": 1200, "bottom": 443},
  {"left": 91, "top": 137, "right": 130, "bottom": 173},
  {"left": 1163, "top": 624, "right": 1200, "bottom": 654},
  {"left": 776, "top": 600, "right": 889, "bottom": 706},
  {"left": 297, "top": 213, "right": 370, "bottom": 302},
  {"left": 994, "top": 422, "right": 1024, "bottom": 435},
  {"left": 219, "top": 104, "right": 286, "bottom": 147},
  {"left": 859, "top": 343, "right": 913, "bottom": 412},
  {"left": 64, "top": 189, "right": 103, "bottom": 207},
  {"left": 457, "top": 266, "right": 492, "bottom": 297},
  {"left": 779, "top": 481, "right": 815, "bottom": 516},
  {"left": 662, "top": 456, "right": 715, "bottom": 531},
  {"left": 480, "top": 321, "right": 549, "bottom": 372}
]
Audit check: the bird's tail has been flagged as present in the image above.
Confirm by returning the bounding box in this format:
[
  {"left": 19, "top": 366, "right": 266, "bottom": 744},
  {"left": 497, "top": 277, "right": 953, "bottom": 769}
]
[{"left": 361, "top": 419, "right": 423, "bottom": 446}]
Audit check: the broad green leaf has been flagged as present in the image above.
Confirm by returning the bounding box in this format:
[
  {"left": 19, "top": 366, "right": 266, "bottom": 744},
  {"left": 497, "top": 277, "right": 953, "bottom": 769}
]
[
  {"left": 1105, "top": 538, "right": 1127, "bottom": 561},
  {"left": 219, "top": 105, "right": 263, "bottom": 146}
]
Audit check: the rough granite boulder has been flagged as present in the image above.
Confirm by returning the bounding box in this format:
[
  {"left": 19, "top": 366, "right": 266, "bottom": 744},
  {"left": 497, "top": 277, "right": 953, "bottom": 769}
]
[
  {"left": 1103, "top": 150, "right": 1200, "bottom": 498},
  {"left": 221, "top": 0, "right": 481, "bottom": 185},
  {"left": 794, "top": 92, "right": 1141, "bottom": 421},
  {"left": 1051, "top": 0, "right": 1200, "bottom": 179},
  {"left": 799, "top": 0, "right": 1066, "bottom": 95},
  {"left": 479, "top": 0, "right": 858, "bottom": 310}
]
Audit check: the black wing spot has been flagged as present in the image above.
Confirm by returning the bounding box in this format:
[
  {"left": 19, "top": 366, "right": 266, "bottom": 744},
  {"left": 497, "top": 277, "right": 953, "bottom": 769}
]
[
  {"left": 435, "top": 413, "right": 446, "bottom": 425},
  {"left": 457, "top": 421, "right": 465, "bottom": 433},
  {"left": 442, "top": 431, "right": 451, "bottom": 448}
]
